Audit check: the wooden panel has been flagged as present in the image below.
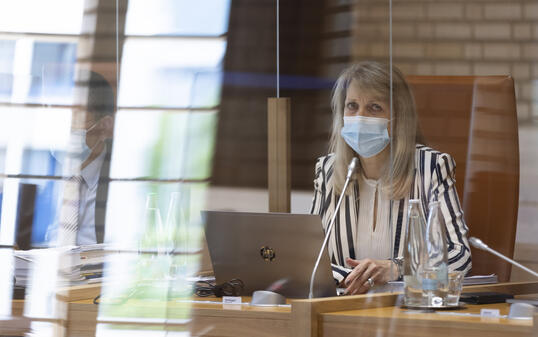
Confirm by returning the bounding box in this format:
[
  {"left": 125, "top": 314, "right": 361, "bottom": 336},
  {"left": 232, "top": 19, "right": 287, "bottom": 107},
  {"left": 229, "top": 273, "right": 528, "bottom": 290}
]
[
  {"left": 291, "top": 281, "right": 538, "bottom": 337},
  {"left": 321, "top": 303, "right": 533, "bottom": 337},
  {"left": 191, "top": 316, "right": 290, "bottom": 337},
  {"left": 6, "top": 282, "right": 538, "bottom": 336},
  {"left": 66, "top": 302, "right": 98, "bottom": 337},
  {"left": 189, "top": 298, "right": 290, "bottom": 337},
  {"left": 56, "top": 283, "right": 102, "bottom": 302},
  {"left": 291, "top": 293, "right": 400, "bottom": 337},
  {"left": 268, "top": 97, "right": 292, "bottom": 213},
  {"left": 318, "top": 282, "right": 538, "bottom": 337},
  {"left": 0, "top": 316, "right": 31, "bottom": 336}
]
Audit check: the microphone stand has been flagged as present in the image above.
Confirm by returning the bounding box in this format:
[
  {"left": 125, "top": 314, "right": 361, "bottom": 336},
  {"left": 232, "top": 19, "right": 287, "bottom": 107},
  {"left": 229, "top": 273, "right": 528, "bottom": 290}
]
[
  {"left": 308, "top": 158, "right": 358, "bottom": 299},
  {"left": 469, "top": 237, "right": 538, "bottom": 278}
]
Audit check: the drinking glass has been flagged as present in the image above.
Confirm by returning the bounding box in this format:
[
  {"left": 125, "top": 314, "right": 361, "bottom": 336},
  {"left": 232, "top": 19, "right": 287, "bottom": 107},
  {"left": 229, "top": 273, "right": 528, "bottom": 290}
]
[
  {"left": 165, "top": 188, "right": 191, "bottom": 283},
  {"left": 141, "top": 193, "right": 165, "bottom": 254},
  {"left": 446, "top": 271, "right": 464, "bottom": 306}
]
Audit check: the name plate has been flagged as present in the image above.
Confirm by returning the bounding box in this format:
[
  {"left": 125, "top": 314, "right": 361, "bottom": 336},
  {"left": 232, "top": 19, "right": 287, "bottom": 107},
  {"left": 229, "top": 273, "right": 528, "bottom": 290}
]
[
  {"left": 222, "top": 296, "right": 242, "bottom": 305},
  {"left": 480, "top": 308, "right": 500, "bottom": 318}
]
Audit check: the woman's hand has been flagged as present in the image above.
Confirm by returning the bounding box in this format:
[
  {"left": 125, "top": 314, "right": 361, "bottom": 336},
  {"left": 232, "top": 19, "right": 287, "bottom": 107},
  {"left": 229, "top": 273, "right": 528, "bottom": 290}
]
[{"left": 343, "top": 257, "right": 398, "bottom": 295}]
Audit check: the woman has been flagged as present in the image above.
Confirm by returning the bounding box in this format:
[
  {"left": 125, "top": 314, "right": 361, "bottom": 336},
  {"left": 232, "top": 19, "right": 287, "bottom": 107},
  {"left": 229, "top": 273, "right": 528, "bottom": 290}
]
[{"left": 310, "top": 61, "right": 471, "bottom": 295}]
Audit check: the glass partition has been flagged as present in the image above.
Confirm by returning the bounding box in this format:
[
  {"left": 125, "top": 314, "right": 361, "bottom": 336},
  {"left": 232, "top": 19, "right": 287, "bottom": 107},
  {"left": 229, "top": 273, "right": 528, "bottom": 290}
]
[
  {"left": 0, "top": 0, "right": 225, "bottom": 335},
  {"left": 0, "top": 0, "right": 537, "bottom": 336}
]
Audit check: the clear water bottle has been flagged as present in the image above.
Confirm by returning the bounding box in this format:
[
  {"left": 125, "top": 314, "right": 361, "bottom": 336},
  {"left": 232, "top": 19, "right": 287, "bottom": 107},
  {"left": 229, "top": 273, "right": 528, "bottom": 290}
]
[
  {"left": 422, "top": 201, "right": 449, "bottom": 307},
  {"left": 403, "top": 199, "right": 427, "bottom": 307}
]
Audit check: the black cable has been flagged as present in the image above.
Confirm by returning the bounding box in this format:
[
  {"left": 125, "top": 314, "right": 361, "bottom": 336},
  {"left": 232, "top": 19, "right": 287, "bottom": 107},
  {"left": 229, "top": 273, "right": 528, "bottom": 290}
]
[
  {"left": 195, "top": 278, "right": 244, "bottom": 297},
  {"left": 93, "top": 278, "right": 245, "bottom": 304}
]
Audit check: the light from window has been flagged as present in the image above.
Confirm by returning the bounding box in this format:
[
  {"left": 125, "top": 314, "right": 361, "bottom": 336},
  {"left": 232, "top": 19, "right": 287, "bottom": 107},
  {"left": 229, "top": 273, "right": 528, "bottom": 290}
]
[
  {"left": 119, "top": 39, "right": 226, "bottom": 108},
  {"left": 126, "top": 0, "right": 231, "bottom": 36},
  {"left": 0, "top": 0, "right": 84, "bottom": 35}
]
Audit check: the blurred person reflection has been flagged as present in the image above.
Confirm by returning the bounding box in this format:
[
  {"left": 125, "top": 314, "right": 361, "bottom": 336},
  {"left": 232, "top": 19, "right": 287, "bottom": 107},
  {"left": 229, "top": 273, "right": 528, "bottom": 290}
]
[
  {"left": 310, "top": 61, "right": 471, "bottom": 295},
  {"left": 47, "top": 71, "right": 115, "bottom": 245}
]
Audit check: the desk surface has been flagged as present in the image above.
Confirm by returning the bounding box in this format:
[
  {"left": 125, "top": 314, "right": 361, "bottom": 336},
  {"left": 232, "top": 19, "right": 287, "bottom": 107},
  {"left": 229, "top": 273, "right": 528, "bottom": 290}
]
[
  {"left": 324, "top": 302, "right": 530, "bottom": 325},
  {"left": 6, "top": 282, "right": 538, "bottom": 337},
  {"left": 321, "top": 303, "right": 533, "bottom": 337}
]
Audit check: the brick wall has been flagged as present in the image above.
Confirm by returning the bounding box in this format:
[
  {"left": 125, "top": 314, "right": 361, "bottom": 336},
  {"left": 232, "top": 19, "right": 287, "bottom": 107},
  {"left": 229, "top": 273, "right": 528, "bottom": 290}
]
[{"left": 323, "top": 0, "right": 538, "bottom": 122}]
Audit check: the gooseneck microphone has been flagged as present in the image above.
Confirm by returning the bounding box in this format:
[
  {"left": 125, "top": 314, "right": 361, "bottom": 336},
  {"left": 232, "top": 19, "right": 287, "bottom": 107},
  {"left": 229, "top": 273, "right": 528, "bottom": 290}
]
[
  {"left": 309, "top": 157, "right": 359, "bottom": 299},
  {"left": 469, "top": 237, "right": 538, "bottom": 278}
]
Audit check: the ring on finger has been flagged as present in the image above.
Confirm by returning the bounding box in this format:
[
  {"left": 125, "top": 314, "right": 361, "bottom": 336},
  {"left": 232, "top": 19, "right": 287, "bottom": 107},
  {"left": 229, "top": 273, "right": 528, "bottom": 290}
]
[{"left": 367, "top": 277, "right": 375, "bottom": 288}]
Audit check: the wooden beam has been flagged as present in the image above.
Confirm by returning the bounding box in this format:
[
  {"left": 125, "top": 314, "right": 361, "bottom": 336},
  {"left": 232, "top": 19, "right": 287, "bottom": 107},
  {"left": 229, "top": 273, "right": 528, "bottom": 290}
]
[{"left": 268, "top": 97, "right": 291, "bottom": 213}]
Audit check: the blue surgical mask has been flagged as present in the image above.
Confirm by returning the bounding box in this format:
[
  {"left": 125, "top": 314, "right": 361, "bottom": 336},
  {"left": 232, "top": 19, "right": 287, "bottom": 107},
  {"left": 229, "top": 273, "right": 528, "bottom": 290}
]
[
  {"left": 67, "top": 128, "right": 92, "bottom": 162},
  {"left": 340, "top": 116, "right": 390, "bottom": 158},
  {"left": 50, "top": 123, "right": 98, "bottom": 171}
]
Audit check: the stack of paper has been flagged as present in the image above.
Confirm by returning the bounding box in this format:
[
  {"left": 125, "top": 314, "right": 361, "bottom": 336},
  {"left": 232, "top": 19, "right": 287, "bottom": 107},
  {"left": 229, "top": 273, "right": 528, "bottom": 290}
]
[
  {"left": 462, "top": 274, "right": 498, "bottom": 286},
  {"left": 13, "top": 244, "right": 107, "bottom": 287},
  {"left": 369, "top": 274, "right": 499, "bottom": 294}
]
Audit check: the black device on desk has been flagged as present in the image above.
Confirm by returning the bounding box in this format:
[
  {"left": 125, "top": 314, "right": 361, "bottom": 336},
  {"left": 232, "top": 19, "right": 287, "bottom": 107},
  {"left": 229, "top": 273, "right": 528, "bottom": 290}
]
[{"left": 459, "top": 292, "right": 514, "bottom": 304}]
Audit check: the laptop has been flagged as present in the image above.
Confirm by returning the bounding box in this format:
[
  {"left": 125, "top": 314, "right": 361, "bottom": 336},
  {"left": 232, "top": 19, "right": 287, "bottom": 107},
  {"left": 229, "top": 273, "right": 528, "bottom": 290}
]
[{"left": 202, "top": 211, "right": 337, "bottom": 298}]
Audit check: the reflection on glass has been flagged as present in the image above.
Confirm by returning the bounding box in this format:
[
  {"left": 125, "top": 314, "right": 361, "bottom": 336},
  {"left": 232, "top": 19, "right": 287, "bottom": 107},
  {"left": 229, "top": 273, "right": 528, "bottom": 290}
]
[
  {"left": 106, "top": 182, "right": 206, "bottom": 253},
  {"left": 126, "top": 0, "right": 231, "bottom": 36},
  {"left": 166, "top": 189, "right": 190, "bottom": 258},
  {"left": 0, "top": 0, "right": 83, "bottom": 34},
  {"left": 38, "top": 56, "right": 77, "bottom": 105},
  {"left": 0, "top": 41, "right": 15, "bottom": 101},
  {"left": 23, "top": 249, "right": 61, "bottom": 319},
  {"left": 119, "top": 40, "right": 226, "bottom": 108},
  {"left": 29, "top": 322, "right": 57, "bottom": 337},
  {"left": 0, "top": 40, "right": 77, "bottom": 105},
  {"left": 141, "top": 193, "right": 165, "bottom": 254},
  {"left": 110, "top": 110, "right": 217, "bottom": 180},
  {"left": 0, "top": 250, "right": 13, "bottom": 315},
  {"left": 99, "top": 180, "right": 206, "bottom": 326},
  {"left": 0, "top": 0, "right": 224, "bottom": 334}
]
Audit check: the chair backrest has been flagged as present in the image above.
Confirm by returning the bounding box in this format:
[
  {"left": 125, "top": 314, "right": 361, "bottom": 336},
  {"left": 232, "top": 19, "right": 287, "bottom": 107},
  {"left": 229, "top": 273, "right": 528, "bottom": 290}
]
[{"left": 407, "top": 76, "right": 519, "bottom": 282}]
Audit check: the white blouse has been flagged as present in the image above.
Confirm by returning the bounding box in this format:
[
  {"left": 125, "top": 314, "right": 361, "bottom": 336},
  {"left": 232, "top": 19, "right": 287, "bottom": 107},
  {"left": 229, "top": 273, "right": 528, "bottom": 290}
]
[
  {"left": 356, "top": 173, "right": 392, "bottom": 260},
  {"left": 310, "top": 145, "right": 472, "bottom": 284}
]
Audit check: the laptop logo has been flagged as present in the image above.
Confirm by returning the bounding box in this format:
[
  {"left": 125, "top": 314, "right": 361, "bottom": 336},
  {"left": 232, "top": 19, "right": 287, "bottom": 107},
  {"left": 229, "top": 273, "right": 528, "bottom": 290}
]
[{"left": 260, "top": 246, "right": 276, "bottom": 262}]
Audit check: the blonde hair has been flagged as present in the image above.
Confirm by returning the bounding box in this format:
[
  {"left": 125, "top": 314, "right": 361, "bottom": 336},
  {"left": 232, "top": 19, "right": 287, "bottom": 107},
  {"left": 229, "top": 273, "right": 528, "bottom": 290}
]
[{"left": 330, "top": 61, "right": 422, "bottom": 199}]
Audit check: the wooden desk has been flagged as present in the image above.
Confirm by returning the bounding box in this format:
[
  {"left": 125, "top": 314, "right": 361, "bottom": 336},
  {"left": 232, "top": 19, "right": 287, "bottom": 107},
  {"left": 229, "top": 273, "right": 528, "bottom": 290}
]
[
  {"left": 12, "top": 296, "right": 292, "bottom": 337},
  {"left": 290, "top": 281, "right": 538, "bottom": 337},
  {"left": 5, "top": 282, "right": 538, "bottom": 337},
  {"left": 190, "top": 300, "right": 291, "bottom": 337},
  {"left": 321, "top": 303, "right": 533, "bottom": 337},
  {"left": 75, "top": 297, "right": 291, "bottom": 337}
]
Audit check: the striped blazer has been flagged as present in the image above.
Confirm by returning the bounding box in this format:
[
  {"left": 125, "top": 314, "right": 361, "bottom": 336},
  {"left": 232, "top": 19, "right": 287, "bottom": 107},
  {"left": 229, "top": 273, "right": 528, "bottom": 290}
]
[{"left": 310, "top": 144, "right": 472, "bottom": 283}]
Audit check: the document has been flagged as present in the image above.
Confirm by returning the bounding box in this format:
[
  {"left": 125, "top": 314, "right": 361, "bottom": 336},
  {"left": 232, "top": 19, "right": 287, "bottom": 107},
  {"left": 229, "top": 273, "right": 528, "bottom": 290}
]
[{"left": 13, "top": 244, "right": 107, "bottom": 287}]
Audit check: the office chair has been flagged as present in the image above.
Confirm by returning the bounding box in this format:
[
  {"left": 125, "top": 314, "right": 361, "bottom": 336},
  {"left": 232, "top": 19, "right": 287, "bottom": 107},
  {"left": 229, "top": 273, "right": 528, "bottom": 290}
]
[{"left": 408, "top": 75, "right": 519, "bottom": 282}]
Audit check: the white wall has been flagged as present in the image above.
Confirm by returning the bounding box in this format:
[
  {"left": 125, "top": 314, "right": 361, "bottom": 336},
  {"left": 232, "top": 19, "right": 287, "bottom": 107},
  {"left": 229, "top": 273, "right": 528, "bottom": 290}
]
[{"left": 205, "top": 187, "right": 314, "bottom": 214}]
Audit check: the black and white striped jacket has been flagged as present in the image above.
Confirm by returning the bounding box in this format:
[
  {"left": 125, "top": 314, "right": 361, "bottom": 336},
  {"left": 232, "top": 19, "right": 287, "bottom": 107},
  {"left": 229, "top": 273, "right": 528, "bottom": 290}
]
[{"left": 310, "top": 144, "right": 472, "bottom": 283}]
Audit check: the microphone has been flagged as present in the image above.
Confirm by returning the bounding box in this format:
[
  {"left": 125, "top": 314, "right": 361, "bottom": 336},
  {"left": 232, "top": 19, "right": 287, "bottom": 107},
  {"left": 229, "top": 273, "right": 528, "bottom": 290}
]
[
  {"left": 469, "top": 237, "right": 538, "bottom": 278},
  {"left": 309, "top": 157, "right": 359, "bottom": 299},
  {"left": 346, "top": 157, "right": 359, "bottom": 180}
]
